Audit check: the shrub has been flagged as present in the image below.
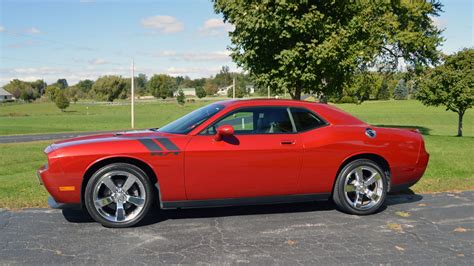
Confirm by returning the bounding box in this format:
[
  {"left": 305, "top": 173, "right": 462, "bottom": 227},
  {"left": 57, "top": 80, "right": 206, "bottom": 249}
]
[
  {"left": 55, "top": 91, "right": 70, "bottom": 111},
  {"left": 176, "top": 89, "right": 185, "bottom": 105},
  {"left": 339, "top": 95, "right": 355, "bottom": 103}
]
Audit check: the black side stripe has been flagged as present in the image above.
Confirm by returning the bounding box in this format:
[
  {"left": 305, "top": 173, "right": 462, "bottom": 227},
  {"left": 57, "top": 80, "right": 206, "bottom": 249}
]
[
  {"left": 138, "top": 139, "right": 163, "bottom": 152},
  {"left": 155, "top": 138, "right": 180, "bottom": 151}
]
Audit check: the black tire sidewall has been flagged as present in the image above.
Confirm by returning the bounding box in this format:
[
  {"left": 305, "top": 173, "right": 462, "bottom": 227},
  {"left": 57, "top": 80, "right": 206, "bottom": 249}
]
[
  {"left": 84, "top": 163, "right": 153, "bottom": 228},
  {"left": 333, "top": 159, "right": 387, "bottom": 215}
]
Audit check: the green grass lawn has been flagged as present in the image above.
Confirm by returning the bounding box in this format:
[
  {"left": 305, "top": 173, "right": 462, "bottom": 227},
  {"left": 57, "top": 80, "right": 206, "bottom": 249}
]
[{"left": 0, "top": 99, "right": 472, "bottom": 208}]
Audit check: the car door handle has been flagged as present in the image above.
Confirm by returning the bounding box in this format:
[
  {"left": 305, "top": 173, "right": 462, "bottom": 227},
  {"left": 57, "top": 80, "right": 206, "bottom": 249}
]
[{"left": 281, "top": 140, "right": 296, "bottom": 145}]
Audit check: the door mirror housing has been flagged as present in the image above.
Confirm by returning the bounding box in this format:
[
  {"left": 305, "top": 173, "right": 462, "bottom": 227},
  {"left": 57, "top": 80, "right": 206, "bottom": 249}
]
[{"left": 214, "top": 125, "right": 234, "bottom": 141}]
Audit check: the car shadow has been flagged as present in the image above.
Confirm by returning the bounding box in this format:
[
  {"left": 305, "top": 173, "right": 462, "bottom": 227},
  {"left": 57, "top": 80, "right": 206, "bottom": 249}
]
[
  {"left": 61, "top": 190, "right": 423, "bottom": 227},
  {"left": 373, "top": 124, "right": 431, "bottom": 135}
]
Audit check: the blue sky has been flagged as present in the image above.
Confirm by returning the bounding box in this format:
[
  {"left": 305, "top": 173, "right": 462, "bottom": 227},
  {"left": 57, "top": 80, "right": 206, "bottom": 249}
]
[{"left": 0, "top": 0, "right": 472, "bottom": 86}]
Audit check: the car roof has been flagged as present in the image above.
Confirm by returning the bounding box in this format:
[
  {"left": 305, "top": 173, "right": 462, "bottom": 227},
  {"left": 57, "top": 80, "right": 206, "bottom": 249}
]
[{"left": 214, "top": 98, "right": 366, "bottom": 126}]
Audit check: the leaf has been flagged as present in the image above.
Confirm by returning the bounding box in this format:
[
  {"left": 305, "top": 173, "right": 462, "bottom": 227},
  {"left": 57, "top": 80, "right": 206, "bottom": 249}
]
[
  {"left": 395, "top": 245, "right": 405, "bottom": 251},
  {"left": 395, "top": 211, "right": 411, "bottom": 217},
  {"left": 453, "top": 227, "right": 468, "bottom": 233}
]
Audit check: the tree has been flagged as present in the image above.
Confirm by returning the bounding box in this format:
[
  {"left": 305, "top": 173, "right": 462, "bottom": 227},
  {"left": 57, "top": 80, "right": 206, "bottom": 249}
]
[
  {"left": 135, "top": 73, "right": 148, "bottom": 95},
  {"left": 45, "top": 85, "right": 61, "bottom": 101},
  {"left": 417, "top": 48, "right": 473, "bottom": 137},
  {"left": 393, "top": 79, "right": 408, "bottom": 100},
  {"left": 195, "top": 86, "right": 207, "bottom": 98},
  {"left": 76, "top": 79, "right": 94, "bottom": 93},
  {"left": 91, "top": 75, "right": 128, "bottom": 102},
  {"left": 148, "top": 74, "right": 176, "bottom": 99},
  {"left": 214, "top": 0, "right": 443, "bottom": 100},
  {"left": 176, "top": 89, "right": 185, "bottom": 105},
  {"left": 30, "top": 79, "right": 47, "bottom": 95},
  {"left": 3, "top": 79, "right": 36, "bottom": 100},
  {"left": 377, "top": 79, "right": 391, "bottom": 100},
  {"left": 56, "top": 79, "right": 68, "bottom": 89},
  {"left": 204, "top": 79, "right": 218, "bottom": 96},
  {"left": 55, "top": 90, "right": 70, "bottom": 111}
]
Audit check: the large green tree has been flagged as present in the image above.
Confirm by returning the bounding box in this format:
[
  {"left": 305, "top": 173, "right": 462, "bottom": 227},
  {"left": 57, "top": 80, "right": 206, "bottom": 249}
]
[
  {"left": 214, "top": 0, "right": 443, "bottom": 99},
  {"left": 91, "top": 75, "right": 128, "bottom": 102},
  {"left": 148, "top": 74, "right": 176, "bottom": 99},
  {"left": 417, "top": 48, "right": 473, "bottom": 137}
]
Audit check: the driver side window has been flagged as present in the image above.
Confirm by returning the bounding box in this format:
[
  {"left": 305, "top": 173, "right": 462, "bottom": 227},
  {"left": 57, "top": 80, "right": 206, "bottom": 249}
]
[{"left": 201, "top": 107, "right": 294, "bottom": 135}]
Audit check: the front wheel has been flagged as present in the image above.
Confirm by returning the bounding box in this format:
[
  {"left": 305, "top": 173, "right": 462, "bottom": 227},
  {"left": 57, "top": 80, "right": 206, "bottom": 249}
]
[
  {"left": 333, "top": 159, "right": 387, "bottom": 215},
  {"left": 84, "top": 163, "right": 153, "bottom": 228}
]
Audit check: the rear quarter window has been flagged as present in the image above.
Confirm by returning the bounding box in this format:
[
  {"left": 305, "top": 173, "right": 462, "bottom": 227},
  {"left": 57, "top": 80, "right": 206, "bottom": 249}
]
[{"left": 291, "top": 108, "right": 327, "bottom": 132}]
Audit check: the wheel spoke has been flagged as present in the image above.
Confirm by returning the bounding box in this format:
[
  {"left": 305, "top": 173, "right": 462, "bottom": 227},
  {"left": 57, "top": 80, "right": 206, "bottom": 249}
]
[
  {"left": 344, "top": 184, "right": 356, "bottom": 192},
  {"left": 126, "top": 195, "right": 145, "bottom": 207},
  {"left": 95, "top": 196, "right": 114, "bottom": 208},
  {"left": 365, "top": 172, "right": 381, "bottom": 186},
  {"left": 115, "top": 201, "right": 125, "bottom": 222},
  {"left": 122, "top": 175, "right": 137, "bottom": 191},
  {"left": 355, "top": 167, "right": 364, "bottom": 182},
  {"left": 102, "top": 177, "right": 118, "bottom": 192},
  {"left": 366, "top": 190, "right": 379, "bottom": 201},
  {"left": 353, "top": 192, "right": 363, "bottom": 208}
]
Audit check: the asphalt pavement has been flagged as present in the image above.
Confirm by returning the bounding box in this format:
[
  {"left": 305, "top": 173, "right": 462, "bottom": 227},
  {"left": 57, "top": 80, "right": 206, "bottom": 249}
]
[
  {"left": 0, "top": 191, "right": 473, "bottom": 265},
  {"left": 0, "top": 131, "right": 115, "bottom": 143}
]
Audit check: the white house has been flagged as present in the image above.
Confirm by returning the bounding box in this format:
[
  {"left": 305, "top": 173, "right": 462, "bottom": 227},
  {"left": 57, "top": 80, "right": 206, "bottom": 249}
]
[
  {"left": 173, "top": 88, "right": 196, "bottom": 97},
  {"left": 217, "top": 85, "right": 233, "bottom": 96},
  {"left": 0, "top": 88, "right": 14, "bottom": 102}
]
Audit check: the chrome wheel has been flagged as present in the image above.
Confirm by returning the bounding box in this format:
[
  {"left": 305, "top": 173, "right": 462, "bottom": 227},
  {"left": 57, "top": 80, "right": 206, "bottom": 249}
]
[
  {"left": 343, "top": 165, "right": 383, "bottom": 210},
  {"left": 93, "top": 170, "right": 146, "bottom": 223}
]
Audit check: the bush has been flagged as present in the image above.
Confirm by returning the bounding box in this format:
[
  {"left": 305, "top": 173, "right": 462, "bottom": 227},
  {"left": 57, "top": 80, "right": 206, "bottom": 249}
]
[
  {"left": 195, "top": 86, "right": 206, "bottom": 98},
  {"left": 55, "top": 91, "right": 70, "bottom": 111},
  {"left": 176, "top": 89, "right": 185, "bottom": 105},
  {"left": 339, "top": 95, "right": 356, "bottom": 103},
  {"left": 377, "top": 79, "right": 391, "bottom": 100}
]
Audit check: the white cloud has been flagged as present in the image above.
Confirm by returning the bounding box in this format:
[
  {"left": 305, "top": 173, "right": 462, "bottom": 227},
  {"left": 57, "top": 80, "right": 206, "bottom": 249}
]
[
  {"left": 25, "top": 27, "right": 41, "bottom": 34},
  {"left": 199, "top": 18, "right": 234, "bottom": 36},
  {"left": 141, "top": 15, "right": 184, "bottom": 33},
  {"left": 152, "top": 50, "right": 232, "bottom": 62},
  {"left": 7, "top": 40, "right": 35, "bottom": 49},
  {"left": 0, "top": 26, "right": 5, "bottom": 32},
  {"left": 89, "top": 58, "right": 108, "bottom": 65}
]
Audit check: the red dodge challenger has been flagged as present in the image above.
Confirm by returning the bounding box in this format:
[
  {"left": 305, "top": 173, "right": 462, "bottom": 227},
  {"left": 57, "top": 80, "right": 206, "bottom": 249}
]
[{"left": 37, "top": 99, "right": 429, "bottom": 227}]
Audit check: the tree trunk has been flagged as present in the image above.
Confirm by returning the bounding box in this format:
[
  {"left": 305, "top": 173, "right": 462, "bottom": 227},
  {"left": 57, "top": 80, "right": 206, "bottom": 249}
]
[
  {"left": 457, "top": 111, "right": 464, "bottom": 137},
  {"left": 293, "top": 87, "right": 302, "bottom": 100}
]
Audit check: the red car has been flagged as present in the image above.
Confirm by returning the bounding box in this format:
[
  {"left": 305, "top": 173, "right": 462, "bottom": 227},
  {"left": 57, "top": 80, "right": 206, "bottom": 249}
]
[{"left": 37, "top": 99, "right": 429, "bottom": 227}]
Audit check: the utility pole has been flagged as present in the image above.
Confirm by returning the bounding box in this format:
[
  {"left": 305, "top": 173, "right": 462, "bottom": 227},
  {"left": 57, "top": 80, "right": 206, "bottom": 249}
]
[
  {"left": 232, "top": 77, "right": 236, "bottom": 99},
  {"left": 267, "top": 86, "right": 270, "bottom": 98},
  {"left": 131, "top": 59, "right": 135, "bottom": 129}
]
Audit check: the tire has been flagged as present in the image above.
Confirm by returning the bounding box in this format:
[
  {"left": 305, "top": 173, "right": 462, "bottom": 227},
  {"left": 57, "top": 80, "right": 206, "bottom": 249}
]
[
  {"left": 84, "top": 163, "right": 153, "bottom": 228},
  {"left": 333, "top": 159, "right": 387, "bottom": 215}
]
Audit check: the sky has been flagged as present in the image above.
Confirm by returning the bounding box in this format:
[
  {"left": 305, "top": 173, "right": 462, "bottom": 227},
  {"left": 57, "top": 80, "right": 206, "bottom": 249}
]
[{"left": 0, "top": 0, "right": 472, "bottom": 86}]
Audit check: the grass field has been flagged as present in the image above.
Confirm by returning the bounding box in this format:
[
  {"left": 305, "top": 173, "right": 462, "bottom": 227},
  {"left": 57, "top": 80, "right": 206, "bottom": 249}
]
[{"left": 0, "top": 99, "right": 472, "bottom": 208}]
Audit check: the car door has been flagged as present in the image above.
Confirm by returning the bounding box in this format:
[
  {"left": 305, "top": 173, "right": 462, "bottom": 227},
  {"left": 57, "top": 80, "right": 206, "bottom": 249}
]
[{"left": 184, "top": 106, "right": 303, "bottom": 200}]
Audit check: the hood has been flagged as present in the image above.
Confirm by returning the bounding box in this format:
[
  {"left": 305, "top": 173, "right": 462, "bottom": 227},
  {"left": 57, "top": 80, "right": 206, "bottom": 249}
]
[{"left": 47, "top": 129, "right": 178, "bottom": 153}]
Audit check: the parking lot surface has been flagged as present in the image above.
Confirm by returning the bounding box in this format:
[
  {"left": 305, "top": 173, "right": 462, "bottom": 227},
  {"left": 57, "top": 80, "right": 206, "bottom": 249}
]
[{"left": 0, "top": 191, "right": 473, "bottom": 265}]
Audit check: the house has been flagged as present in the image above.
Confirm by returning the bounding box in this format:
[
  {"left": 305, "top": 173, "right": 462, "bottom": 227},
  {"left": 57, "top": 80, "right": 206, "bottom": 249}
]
[
  {"left": 174, "top": 87, "right": 196, "bottom": 97},
  {"left": 0, "top": 88, "right": 14, "bottom": 102},
  {"left": 246, "top": 84, "right": 255, "bottom": 94},
  {"left": 217, "top": 85, "right": 233, "bottom": 96}
]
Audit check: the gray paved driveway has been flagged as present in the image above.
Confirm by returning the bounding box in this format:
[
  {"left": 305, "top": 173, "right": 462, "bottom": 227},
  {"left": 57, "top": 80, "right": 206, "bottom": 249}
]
[
  {"left": 0, "top": 191, "right": 473, "bottom": 265},
  {"left": 0, "top": 131, "right": 116, "bottom": 143}
]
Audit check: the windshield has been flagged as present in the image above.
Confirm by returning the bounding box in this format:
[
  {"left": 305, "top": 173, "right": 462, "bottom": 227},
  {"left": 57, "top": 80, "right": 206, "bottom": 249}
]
[{"left": 157, "top": 104, "right": 225, "bottom": 134}]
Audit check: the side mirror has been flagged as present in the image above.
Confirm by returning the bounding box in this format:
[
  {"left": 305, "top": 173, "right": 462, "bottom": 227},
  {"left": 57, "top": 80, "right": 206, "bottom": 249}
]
[{"left": 214, "top": 125, "right": 234, "bottom": 141}]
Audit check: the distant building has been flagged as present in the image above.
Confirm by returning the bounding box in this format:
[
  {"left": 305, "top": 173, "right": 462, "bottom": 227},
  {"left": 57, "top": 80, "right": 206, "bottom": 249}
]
[
  {"left": 0, "top": 88, "right": 14, "bottom": 102},
  {"left": 217, "top": 85, "right": 233, "bottom": 96},
  {"left": 174, "top": 88, "right": 196, "bottom": 97},
  {"left": 246, "top": 84, "right": 255, "bottom": 94}
]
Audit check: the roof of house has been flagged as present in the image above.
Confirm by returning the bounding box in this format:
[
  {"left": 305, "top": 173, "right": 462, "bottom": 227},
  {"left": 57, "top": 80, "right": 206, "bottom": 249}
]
[{"left": 0, "top": 88, "right": 12, "bottom": 96}]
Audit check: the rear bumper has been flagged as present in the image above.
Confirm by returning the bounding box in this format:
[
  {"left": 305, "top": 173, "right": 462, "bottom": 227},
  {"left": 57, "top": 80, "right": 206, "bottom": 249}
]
[{"left": 390, "top": 149, "right": 430, "bottom": 192}]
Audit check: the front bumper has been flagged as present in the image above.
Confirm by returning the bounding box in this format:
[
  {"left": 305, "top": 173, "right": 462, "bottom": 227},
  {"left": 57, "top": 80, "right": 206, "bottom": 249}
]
[{"left": 37, "top": 163, "right": 81, "bottom": 209}]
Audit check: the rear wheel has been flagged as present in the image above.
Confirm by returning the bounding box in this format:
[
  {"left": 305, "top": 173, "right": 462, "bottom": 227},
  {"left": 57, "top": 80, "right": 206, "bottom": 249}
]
[
  {"left": 333, "top": 159, "right": 387, "bottom": 215},
  {"left": 84, "top": 163, "right": 153, "bottom": 228}
]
